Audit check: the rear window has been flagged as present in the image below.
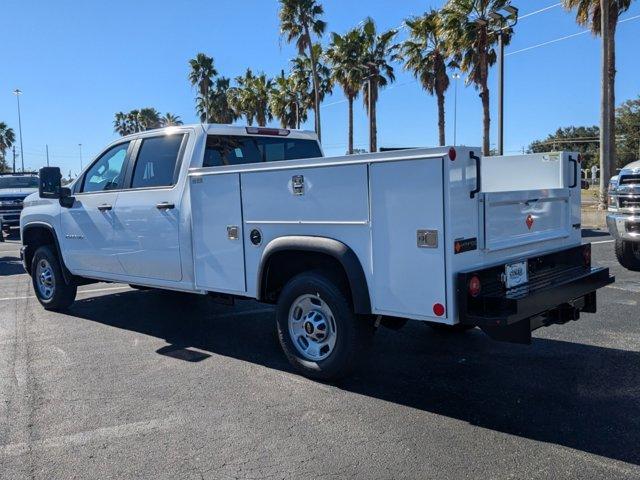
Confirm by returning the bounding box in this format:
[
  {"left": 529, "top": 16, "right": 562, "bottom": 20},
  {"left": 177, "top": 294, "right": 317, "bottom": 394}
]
[
  {"left": 203, "top": 135, "right": 321, "bottom": 167},
  {"left": 131, "top": 134, "right": 185, "bottom": 189}
]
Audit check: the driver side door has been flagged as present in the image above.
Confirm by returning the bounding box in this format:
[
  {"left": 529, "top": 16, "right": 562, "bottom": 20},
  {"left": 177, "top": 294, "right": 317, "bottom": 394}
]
[{"left": 60, "top": 141, "right": 133, "bottom": 276}]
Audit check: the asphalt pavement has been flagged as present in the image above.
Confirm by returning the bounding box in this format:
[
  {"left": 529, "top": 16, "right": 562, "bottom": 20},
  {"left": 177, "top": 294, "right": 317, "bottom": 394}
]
[{"left": 0, "top": 229, "right": 639, "bottom": 479}]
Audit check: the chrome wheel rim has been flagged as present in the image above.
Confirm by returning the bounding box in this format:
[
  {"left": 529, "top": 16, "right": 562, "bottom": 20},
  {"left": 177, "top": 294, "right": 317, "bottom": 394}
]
[
  {"left": 288, "top": 294, "right": 337, "bottom": 361},
  {"left": 35, "top": 258, "right": 55, "bottom": 300}
]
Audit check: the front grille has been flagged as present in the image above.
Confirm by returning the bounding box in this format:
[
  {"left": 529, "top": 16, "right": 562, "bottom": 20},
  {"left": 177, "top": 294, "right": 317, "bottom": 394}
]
[
  {"left": 619, "top": 174, "right": 640, "bottom": 185},
  {"left": 0, "top": 206, "right": 22, "bottom": 212},
  {"left": 619, "top": 197, "right": 640, "bottom": 209}
]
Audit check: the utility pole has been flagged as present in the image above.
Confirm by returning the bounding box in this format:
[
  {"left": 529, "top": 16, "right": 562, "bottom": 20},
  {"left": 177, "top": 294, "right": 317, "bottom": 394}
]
[
  {"left": 497, "top": 32, "right": 504, "bottom": 155},
  {"left": 452, "top": 73, "right": 460, "bottom": 146},
  {"left": 13, "top": 89, "right": 25, "bottom": 172},
  {"left": 599, "top": 0, "right": 611, "bottom": 209},
  {"left": 46, "top": 144, "right": 50, "bottom": 167},
  {"left": 12, "top": 146, "right": 16, "bottom": 173},
  {"left": 78, "top": 144, "right": 83, "bottom": 170}
]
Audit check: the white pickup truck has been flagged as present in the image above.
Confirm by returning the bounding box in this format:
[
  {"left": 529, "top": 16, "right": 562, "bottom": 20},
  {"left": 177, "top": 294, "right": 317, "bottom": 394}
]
[{"left": 21, "top": 125, "right": 613, "bottom": 379}]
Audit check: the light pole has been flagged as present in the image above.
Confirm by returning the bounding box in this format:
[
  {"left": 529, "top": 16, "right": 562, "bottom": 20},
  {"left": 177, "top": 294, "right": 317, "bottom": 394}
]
[
  {"left": 78, "top": 144, "right": 83, "bottom": 171},
  {"left": 488, "top": 6, "right": 518, "bottom": 156},
  {"left": 13, "top": 89, "right": 25, "bottom": 171},
  {"left": 452, "top": 73, "right": 460, "bottom": 146}
]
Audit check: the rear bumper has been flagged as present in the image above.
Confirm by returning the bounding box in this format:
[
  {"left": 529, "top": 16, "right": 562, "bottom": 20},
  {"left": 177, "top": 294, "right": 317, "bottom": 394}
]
[
  {"left": 606, "top": 213, "right": 640, "bottom": 241},
  {"left": 457, "top": 245, "right": 614, "bottom": 344}
]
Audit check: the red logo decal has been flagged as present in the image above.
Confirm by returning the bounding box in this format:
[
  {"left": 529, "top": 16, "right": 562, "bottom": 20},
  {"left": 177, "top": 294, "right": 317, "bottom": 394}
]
[{"left": 525, "top": 214, "right": 534, "bottom": 230}]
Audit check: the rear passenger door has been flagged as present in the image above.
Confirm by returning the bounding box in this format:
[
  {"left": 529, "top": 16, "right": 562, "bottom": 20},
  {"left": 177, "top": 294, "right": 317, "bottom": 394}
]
[{"left": 113, "top": 132, "right": 188, "bottom": 282}]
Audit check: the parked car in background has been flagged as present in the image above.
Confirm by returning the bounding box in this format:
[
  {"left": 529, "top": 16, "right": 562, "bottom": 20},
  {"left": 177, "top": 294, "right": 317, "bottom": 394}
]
[
  {"left": 0, "top": 172, "right": 39, "bottom": 233},
  {"left": 607, "top": 161, "right": 640, "bottom": 270}
]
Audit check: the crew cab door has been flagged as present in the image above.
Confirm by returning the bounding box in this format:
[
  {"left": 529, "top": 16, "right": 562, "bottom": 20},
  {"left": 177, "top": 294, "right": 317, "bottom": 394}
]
[
  {"left": 112, "top": 132, "right": 187, "bottom": 282},
  {"left": 60, "top": 141, "right": 132, "bottom": 275}
]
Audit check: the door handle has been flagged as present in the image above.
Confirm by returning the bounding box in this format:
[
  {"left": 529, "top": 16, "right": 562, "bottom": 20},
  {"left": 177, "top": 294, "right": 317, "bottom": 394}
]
[
  {"left": 156, "top": 202, "right": 175, "bottom": 210},
  {"left": 97, "top": 204, "right": 112, "bottom": 211}
]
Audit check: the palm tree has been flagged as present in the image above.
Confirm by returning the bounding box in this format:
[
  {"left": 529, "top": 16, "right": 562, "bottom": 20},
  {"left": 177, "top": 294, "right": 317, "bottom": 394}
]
[
  {"left": 279, "top": 0, "right": 326, "bottom": 140},
  {"left": 251, "top": 73, "right": 274, "bottom": 127},
  {"left": 291, "top": 45, "right": 332, "bottom": 130},
  {"left": 270, "top": 71, "right": 299, "bottom": 129},
  {"left": 326, "top": 28, "right": 366, "bottom": 154},
  {"left": 401, "top": 10, "right": 450, "bottom": 146},
  {"left": 161, "top": 113, "right": 183, "bottom": 127},
  {"left": 441, "top": 0, "right": 517, "bottom": 156},
  {"left": 0, "top": 122, "right": 16, "bottom": 172},
  {"left": 189, "top": 53, "right": 218, "bottom": 122},
  {"left": 138, "top": 108, "right": 162, "bottom": 130},
  {"left": 562, "top": 0, "right": 632, "bottom": 204},
  {"left": 207, "top": 77, "right": 238, "bottom": 124},
  {"left": 228, "top": 69, "right": 258, "bottom": 126},
  {"left": 359, "top": 17, "right": 398, "bottom": 153}
]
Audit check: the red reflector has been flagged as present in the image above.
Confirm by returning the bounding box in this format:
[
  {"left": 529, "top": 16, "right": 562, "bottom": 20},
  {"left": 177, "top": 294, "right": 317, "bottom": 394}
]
[
  {"left": 433, "top": 303, "right": 445, "bottom": 317},
  {"left": 448, "top": 147, "right": 457, "bottom": 161},
  {"left": 469, "top": 275, "right": 481, "bottom": 297},
  {"left": 245, "top": 127, "right": 290, "bottom": 136}
]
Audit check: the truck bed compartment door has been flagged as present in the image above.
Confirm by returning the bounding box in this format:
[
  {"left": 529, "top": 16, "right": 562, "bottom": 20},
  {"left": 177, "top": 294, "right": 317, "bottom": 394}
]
[
  {"left": 190, "top": 173, "right": 246, "bottom": 293},
  {"left": 481, "top": 188, "right": 571, "bottom": 252},
  {"left": 370, "top": 158, "right": 447, "bottom": 319}
]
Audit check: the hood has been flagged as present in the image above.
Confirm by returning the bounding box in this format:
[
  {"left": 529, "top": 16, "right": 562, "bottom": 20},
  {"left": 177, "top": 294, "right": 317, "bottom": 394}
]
[
  {"left": 0, "top": 187, "right": 38, "bottom": 197},
  {"left": 620, "top": 160, "right": 640, "bottom": 174}
]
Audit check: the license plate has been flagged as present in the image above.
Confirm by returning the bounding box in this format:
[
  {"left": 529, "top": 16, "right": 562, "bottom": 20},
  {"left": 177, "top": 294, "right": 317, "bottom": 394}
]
[{"left": 505, "top": 260, "right": 528, "bottom": 289}]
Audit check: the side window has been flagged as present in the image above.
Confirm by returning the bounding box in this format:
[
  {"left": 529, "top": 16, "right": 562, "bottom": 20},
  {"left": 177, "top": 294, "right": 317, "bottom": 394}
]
[
  {"left": 131, "top": 134, "right": 185, "bottom": 189},
  {"left": 81, "top": 142, "right": 130, "bottom": 193},
  {"left": 203, "top": 136, "right": 262, "bottom": 167}
]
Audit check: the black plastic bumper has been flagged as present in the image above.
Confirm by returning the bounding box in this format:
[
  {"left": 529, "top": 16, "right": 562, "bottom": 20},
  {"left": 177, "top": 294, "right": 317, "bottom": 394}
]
[{"left": 457, "top": 245, "right": 614, "bottom": 344}]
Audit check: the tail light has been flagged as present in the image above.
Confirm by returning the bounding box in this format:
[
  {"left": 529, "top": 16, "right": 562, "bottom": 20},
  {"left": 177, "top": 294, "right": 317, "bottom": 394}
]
[
  {"left": 468, "top": 275, "right": 481, "bottom": 297},
  {"left": 583, "top": 244, "right": 591, "bottom": 268}
]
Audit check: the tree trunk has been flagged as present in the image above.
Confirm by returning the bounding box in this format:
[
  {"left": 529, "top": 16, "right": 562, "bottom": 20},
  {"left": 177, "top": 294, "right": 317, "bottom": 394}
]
[
  {"left": 348, "top": 94, "right": 354, "bottom": 154},
  {"left": 479, "top": 35, "right": 491, "bottom": 156},
  {"left": 304, "top": 26, "right": 322, "bottom": 142},
  {"left": 599, "top": 0, "right": 612, "bottom": 209},
  {"left": 437, "top": 90, "right": 446, "bottom": 146}
]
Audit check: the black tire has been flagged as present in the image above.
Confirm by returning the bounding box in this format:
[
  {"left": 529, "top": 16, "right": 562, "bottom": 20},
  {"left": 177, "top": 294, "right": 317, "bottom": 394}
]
[
  {"left": 614, "top": 240, "right": 640, "bottom": 271},
  {"left": 427, "top": 322, "right": 475, "bottom": 333},
  {"left": 31, "top": 245, "right": 77, "bottom": 311},
  {"left": 276, "top": 270, "right": 374, "bottom": 381}
]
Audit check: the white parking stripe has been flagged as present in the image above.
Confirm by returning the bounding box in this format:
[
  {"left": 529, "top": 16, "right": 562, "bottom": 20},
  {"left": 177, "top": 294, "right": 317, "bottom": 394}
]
[
  {"left": 0, "top": 285, "right": 131, "bottom": 302},
  {"left": 590, "top": 239, "right": 615, "bottom": 245}
]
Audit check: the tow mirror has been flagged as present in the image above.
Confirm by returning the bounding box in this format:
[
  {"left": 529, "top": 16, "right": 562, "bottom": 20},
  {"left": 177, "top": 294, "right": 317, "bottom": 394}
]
[
  {"left": 39, "top": 167, "right": 62, "bottom": 198},
  {"left": 39, "top": 167, "right": 74, "bottom": 207}
]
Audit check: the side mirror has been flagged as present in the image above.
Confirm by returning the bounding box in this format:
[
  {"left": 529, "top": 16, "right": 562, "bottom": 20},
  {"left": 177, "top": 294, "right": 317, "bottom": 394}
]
[
  {"left": 39, "top": 167, "right": 63, "bottom": 198},
  {"left": 39, "top": 167, "right": 75, "bottom": 208}
]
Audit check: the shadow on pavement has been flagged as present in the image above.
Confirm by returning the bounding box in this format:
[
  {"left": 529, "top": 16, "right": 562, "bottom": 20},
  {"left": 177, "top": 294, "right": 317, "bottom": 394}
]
[
  {"left": 582, "top": 228, "right": 610, "bottom": 238},
  {"left": 69, "top": 289, "right": 640, "bottom": 466},
  {"left": 0, "top": 255, "right": 26, "bottom": 276}
]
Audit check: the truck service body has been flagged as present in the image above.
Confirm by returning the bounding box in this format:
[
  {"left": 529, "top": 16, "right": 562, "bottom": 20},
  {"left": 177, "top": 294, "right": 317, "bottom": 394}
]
[{"left": 20, "top": 125, "right": 613, "bottom": 379}]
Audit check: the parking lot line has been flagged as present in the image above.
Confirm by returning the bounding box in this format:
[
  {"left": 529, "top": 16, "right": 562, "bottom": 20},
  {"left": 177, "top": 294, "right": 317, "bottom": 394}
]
[{"left": 591, "top": 239, "right": 615, "bottom": 245}]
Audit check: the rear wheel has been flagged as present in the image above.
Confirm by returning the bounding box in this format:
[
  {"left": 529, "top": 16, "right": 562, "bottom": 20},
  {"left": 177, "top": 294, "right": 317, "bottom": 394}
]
[
  {"left": 31, "top": 246, "right": 77, "bottom": 311},
  {"left": 614, "top": 240, "right": 640, "bottom": 271},
  {"left": 276, "top": 271, "right": 374, "bottom": 381}
]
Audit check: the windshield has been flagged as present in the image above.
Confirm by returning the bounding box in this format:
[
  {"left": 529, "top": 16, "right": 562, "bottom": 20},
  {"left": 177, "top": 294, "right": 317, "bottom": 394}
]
[{"left": 0, "top": 176, "right": 39, "bottom": 189}]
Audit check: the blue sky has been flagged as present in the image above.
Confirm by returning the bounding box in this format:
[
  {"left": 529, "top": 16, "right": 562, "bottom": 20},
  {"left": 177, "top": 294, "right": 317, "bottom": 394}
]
[{"left": 1, "top": 0, "right": 639, "bottom": 175}]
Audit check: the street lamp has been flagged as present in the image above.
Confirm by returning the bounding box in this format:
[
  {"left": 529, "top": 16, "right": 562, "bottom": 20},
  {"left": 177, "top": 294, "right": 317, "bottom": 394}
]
[
  {"left": 489, "top": 6, "right": 518, "bottom": 156},
  {"left": 452, "top": 73, "right": 461, "bottom": 146},
  {"left": 12, "top": 89, "right": 25, "bottom": 172},
  {"left": 78, "top": 144, "right": 83, "bottom": 171}
]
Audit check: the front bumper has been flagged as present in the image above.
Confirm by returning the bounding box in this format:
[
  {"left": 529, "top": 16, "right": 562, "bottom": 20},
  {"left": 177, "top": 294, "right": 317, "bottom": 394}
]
[
  {"left": 606, "top": 212, "right": 640, "bottom": 241},
  {"left": 457, "top": 245, "right": 614, "bottom": 344},
  {"left": 0, "top": 210, "right": 21, "bottom": 227}
]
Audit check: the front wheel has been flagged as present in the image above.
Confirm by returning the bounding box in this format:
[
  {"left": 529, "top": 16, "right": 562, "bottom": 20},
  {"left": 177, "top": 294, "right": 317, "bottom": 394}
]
[
  {"left": 31, "top": 246, "right": 77, "bottom": 311},
  {"left": 614, "top": 240, "right": 640, "bottom": 271},
  {"left": 276, "top": 271, "right": 374, "bottom": 381}
]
